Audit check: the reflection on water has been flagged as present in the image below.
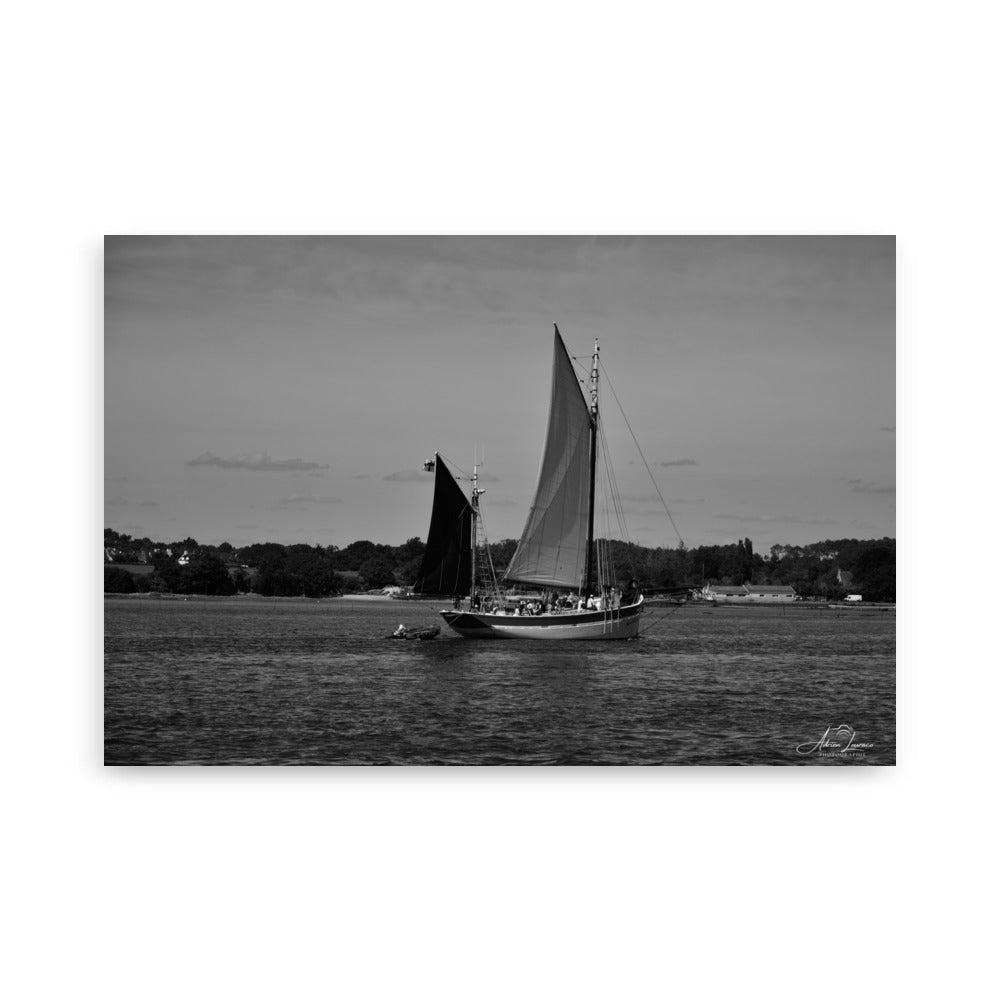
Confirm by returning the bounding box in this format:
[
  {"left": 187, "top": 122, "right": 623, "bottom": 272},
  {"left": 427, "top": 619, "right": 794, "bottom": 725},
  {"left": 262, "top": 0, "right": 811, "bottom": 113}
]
[{"left": 105, "top": 599, "right": 895, "bottom": 765}]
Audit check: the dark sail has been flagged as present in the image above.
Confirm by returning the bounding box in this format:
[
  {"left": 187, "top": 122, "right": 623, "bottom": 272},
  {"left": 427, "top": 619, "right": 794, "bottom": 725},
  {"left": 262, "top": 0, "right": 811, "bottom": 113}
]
[{"left": 412, "top": 454, "right": 473, "bottom": 595}]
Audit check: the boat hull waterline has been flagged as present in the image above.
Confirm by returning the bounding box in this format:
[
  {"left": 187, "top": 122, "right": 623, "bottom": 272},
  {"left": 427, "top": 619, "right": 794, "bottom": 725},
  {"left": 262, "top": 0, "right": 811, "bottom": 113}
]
[{"left": 440, "top": 597, "right": 644, "bottom": 640}]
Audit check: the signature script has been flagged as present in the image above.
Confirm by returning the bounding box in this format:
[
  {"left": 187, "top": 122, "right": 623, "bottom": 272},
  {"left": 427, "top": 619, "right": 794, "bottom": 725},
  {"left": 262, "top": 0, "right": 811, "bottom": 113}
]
[{"left": 796, "top": 724, "right": 875, "bottom": 756}]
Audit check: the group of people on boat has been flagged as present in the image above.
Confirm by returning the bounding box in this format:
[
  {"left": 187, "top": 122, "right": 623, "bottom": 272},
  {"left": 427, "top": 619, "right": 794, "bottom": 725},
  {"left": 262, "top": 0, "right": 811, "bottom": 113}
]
[{"left": 461, "top": 579, "right": 640, "bottom": 617}]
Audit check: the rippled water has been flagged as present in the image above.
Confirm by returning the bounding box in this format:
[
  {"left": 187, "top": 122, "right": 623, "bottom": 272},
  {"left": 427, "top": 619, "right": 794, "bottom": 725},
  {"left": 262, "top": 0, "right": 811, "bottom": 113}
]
[{"left": 104, "top": 597, "right": 896, "bottom": 765}]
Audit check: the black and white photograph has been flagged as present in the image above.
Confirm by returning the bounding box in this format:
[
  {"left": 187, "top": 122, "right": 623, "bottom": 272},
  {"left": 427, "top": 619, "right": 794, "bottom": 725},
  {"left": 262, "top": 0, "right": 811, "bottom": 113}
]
[
  {"left": 15, "top": 3, "right": 998, "bottom": 996},
  {"left": 105, "top": 235, "right": 895, "bottom": 765}
]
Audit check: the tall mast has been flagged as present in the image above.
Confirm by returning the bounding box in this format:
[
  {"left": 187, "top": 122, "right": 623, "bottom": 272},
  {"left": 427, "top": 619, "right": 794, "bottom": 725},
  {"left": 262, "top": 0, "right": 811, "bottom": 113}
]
[
  {"left": 470, "top": 454, "right": 484, "bottom": 607},
  {"left": 584, "top": 338, "right": 599, "bottom": 596}
]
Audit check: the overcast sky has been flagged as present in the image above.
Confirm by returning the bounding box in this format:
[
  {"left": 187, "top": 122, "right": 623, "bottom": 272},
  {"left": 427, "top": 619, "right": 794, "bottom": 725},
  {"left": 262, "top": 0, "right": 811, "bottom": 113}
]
[{"left": 104, "top": 236, "right": 894, "bottom": 551}]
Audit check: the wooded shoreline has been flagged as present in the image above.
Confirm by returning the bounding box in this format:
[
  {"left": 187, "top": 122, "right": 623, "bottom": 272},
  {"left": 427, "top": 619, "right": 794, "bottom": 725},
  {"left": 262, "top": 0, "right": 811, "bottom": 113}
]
[{"left": 104, "top": 529, "right": 896, "bottom": 602}]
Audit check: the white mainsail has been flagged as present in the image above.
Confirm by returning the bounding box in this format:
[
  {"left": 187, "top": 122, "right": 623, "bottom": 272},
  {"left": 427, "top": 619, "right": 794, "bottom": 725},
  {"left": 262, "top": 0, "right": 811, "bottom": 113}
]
[{"left": 503, "top": 330, "right": 593, "bottom": 590}]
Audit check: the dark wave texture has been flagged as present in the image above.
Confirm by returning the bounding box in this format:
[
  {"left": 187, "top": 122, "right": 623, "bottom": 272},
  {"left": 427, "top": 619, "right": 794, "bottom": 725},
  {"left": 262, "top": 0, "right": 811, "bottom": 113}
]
[{"left": 105, "top": 599, "right": 895, "bottom": 765}]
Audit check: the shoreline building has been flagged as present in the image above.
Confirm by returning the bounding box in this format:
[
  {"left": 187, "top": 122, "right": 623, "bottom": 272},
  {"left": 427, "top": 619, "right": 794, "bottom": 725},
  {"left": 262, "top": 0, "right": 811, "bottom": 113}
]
[{"left": 700, "top": 583, "right": 798, "bottom": 604}]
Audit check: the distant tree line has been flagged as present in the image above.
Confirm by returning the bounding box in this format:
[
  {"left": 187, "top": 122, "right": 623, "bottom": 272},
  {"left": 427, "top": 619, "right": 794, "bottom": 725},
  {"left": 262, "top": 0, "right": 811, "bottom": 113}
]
[
  {"left": 104, "top": 529, "right": 895, "bottom": 601},
  {"left": 103, "top": 530, "right": 426, "bottom": 598},
  {"left": 599, "top": 536, "right": 895, "bottom": 602}
]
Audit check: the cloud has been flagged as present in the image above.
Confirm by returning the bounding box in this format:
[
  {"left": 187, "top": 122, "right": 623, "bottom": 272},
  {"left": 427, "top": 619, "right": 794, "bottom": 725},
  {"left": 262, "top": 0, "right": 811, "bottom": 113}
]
[
  {"left": 104, "top": 476, "right": 127, "bottom": 482},
  {"left": 352, "top": 474, "right": 371, "bottom": 479},
  {"left": 658, "top": 458, "right": 697, "bottom": 467},
  {"left": 187, "top": 451, "right": 329, "bottom": 472},
  {"left": 384, "top": 469, "right": 433, "bottom": 482},
  {"left": 138, "top": 501, "right": 160, "bottom": 507},
  {"left": 713, "top": 513, "right": 838, "bottom": 525},
  {"left": 879, "top": 426, "right": 896, "bottom": 432},
  {"left": 278, "top": 494, "right": 342, "bottom": 504},
  {"left": 848, "top": 479, "right": 895, "bottom": 495},
  {"left": 106, "top": 496, "right": 128, "bottom": 505}
]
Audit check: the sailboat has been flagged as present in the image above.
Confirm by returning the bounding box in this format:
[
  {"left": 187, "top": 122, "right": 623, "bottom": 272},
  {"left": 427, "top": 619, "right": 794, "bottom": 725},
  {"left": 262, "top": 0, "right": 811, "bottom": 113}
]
[{"left": 412, "top": 325, "right": 645, "bottom": 640}]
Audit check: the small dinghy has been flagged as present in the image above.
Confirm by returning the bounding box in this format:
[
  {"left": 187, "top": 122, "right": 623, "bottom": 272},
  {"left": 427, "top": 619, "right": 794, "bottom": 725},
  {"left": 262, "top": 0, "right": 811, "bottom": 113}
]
[{"left": 387, "top": 624, "right": 441, "bottom": 640}]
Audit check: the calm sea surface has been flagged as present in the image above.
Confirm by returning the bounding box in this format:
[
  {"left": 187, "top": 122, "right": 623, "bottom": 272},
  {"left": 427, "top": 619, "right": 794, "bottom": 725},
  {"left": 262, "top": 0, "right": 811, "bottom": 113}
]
[{"left": 104, "top": 597, "right": 896, "bottom": 765}]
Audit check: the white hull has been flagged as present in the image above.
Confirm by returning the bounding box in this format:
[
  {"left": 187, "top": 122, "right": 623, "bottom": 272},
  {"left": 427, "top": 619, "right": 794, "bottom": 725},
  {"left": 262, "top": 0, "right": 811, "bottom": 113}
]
[{"left": 440, "top": 596, "right": 644, "bottom": 640}]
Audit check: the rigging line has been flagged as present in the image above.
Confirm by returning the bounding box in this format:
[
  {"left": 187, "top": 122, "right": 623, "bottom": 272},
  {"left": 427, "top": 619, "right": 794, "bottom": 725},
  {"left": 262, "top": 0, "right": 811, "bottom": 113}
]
[
  {"left": 475, "top": 506, "right": 500, "bottom": 592},
  {"left": 436, "top": 452, "right": 480, "bottom": 487},
  {"left": 598, "top": 402, "right": 650, "bottom": 587},
  {"left": 596, "top": 433, "right": 623, "bottom": 592},
  {"left": 636, "top": 601, "right": 688, "bottom": 638},
  {"left": 572, "top": 347, "right": 646, "bottom": 584},
  {"left": 599, "top": 443, "right": 622, "bottom": 590},
  {"left": 597, "top": 478, "right": 608, "bottom": 591},
  {"left": 597, "top": 472, "right": 614, "bottom": 588},
  {"left": 592, "top": 371, "right": 634, "bottom": 571},
  {"left": 598, "top": 417, "right": 634, "bottom": 584},
  {"left": 574, "top": 351, "right": 627, "bottom": 560},
  {"left": 599, "top": 418, "right": 631, "bottom": 547},
  {"left": 600, "top": 362, "right": 685, "bottom": 548},
  {"left": 446, "top": 506, "right": 469, "bottom": 595}
]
